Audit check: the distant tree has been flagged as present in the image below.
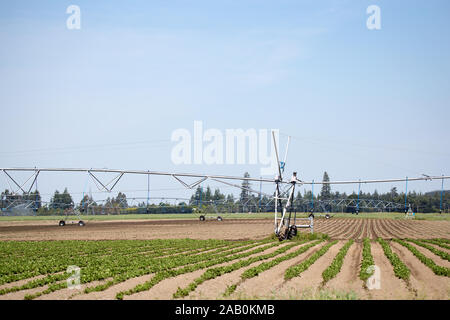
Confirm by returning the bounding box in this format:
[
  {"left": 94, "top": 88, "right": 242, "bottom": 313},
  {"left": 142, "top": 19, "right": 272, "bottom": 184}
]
[
  {"left": 50, "top": 188, "right": 73, "bottom": 209},
  {"left": 373, "top": 189, "right": 380, "bottom": 200},
  {"left": 213, "top": 188, "right": 225, "bottom": 201},
  {"left": 390, "top": 187, "right": 398, "bottom": 198},
  {"left": 240, "top": 172, "right": 251, "bottom": 211},
  {"left": 79, "top": 194, "right": 97, "bottom": 212},
  {"left": 205, "top": 186, "right": 212, "bottom": 202},
  {"left": 190, "top": 186, "right": 203, "bottom": 206},
  {"left": 294, "top": 191, "right": 303, "bottom": 208},
  {"left": 321, "top": 171, "right": 331, "bottom": 199},
  {"left": 114, "top": 192, "right": 128, "bottom": 208}
]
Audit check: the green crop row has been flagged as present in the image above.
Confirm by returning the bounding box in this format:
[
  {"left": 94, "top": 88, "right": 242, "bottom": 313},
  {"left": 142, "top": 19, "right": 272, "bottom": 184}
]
[
  {"left": 377, "top": 238, "right": 410, "bottom": 280},
  {"left": 223, "top": 284, "right": 237, "bottom": 297},
  {"left": 115, "top": 241, "right": 281, "bottom": 300},
  {"left": 1, "top": 239, "right": 248, "bottom": 298},
  {"left": 435, "top": 238, "right": 450, "bottom": 244},
  {"left": 0, "top": 239, "right": 231, "bottom": 284},
  {"left": 393, "top": 239, "right": 450, "bottom": 277},
  {"left": 2, "top": 240, "right": 227, "bottom": 289},
  {"left": 359, "top": 238, "right": 374, "bottom": 281},
  {"left": 221, "top": 240, "right": 323, "bottom": 297},
  {"left": 407, "top": 239, "right": 450, "bottom": 262},
  {"left": 23, "top": 241, "right": 253, "bottom": 300},
  {"left": 420, "top": 239, "right": 450, "bottom": 250},
  {"left": 0, "top": 273, "right": 67, "bottom": 296},
  {"left": 173, "top": 241, "right": 305, "bottom": 298},
  {"left": 83, "top": 240, "right": 267, "bottom": 295},
  {"left": 285, "top": 240, "right": 338, "bottom": 280},
  {"left": 322, "top": 240, "right": 354, "bottom": 283},
  {"left": 241, "top": 240, "right": 323, "bottom": 280}
]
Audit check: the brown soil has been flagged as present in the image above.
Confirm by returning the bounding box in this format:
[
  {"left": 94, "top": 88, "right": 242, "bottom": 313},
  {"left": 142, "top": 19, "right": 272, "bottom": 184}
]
[
  {"left": 406, "top": 242, "right": 450, "bottom": 269},
  {"left": 230, "top": 241, "right": 326, "bottom": 299},
  {"left": 390, "top": 241, "right": 450, "bottom": 299},
  {"left": 323, "top": 241, "right": 367, "bottom": 298},
  {"left": 184, "top": 242, "right": 304, "bottom": 300},
  {"left": 0, "top": 218, "right": 449, "bottom": 241},
  {"left": 1, "top": 217, "right": 449, "bottom": 300},
  {"left": 366, "top": 242, "right": 413, "bottom": 299},
  {"left": 123, "top": 242, "right": 289, "bottom": 300},
  {"left": 276, "top": 241, "right": 346, "bottom": 298},
  {"left": 72, "top": 274, "right": 155, "bottom": 300}
]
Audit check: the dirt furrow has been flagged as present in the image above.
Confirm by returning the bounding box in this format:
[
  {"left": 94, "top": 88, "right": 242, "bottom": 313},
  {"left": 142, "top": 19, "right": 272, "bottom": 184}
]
[
  {"left": 367, "top": 242, "right": 414, "bottom": 299},
  {"left": 184, "top": 242, "right": 310, "bottom": 300},
  {"left": 378, "top": 219, "right": 400, "bottom": 238},
  {"left": 406, "top": 242, "right": 450, "bottom": 269},
  {"left": 123, "top": 242, "right": 289, "bottom": 300},
  {"left": 229, "top": 242, "right": 327, "bottom": 299},
  {"left": 277, "top": 241, "right": 346, "bottom": 299},
  {"left": 390, "top": 241, "right": 450, "bottom": 299},
  {"left": 335, "top": 219, "right": 360, "bottom": 239},
  {"left": 323, "top": 241, "right": 366, "bottom": 298},
  {"left": 373, "top": 219, "right": 390, "bottom": 239}
]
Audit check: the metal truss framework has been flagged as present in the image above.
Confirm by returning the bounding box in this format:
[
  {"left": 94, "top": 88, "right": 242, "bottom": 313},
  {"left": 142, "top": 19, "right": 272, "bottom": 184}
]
[
  {"left": 296, "top": 198, "right": 404, "bottom": 212},
  {"left": 1, "top": 149, "right": 449, "bottom": 239}
]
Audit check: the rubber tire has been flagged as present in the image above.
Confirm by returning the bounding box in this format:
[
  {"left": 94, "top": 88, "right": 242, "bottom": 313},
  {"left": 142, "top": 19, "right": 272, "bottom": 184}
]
[
  {"left": 289, "top": 225, "right": 298, "bottom": 238},
  {"left": 59, "top": 220, "right": 65, "bottom": 227},
  {"left": 277, "top": 233, "right": 285, "bottom": 242},
  {"left": 325, "top": 214, "right": 330, "bottom": 219},
  {"left": 199, "top": 215, "right": 206, "bottom": 221},
  {"left": 217, "top": 216, "right": 223, "bottom": 221},
  {"left": 78, "top": 220, "right": 85, "bottom": 227},
  {"left": 309, "top": 213, "right": 314, "bottom": 218}
]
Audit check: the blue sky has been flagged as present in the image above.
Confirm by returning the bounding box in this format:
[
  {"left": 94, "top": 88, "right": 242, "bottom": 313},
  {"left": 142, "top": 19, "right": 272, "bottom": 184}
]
[{"left": 1, "top": 1, "right": 449, "bottom": 203}]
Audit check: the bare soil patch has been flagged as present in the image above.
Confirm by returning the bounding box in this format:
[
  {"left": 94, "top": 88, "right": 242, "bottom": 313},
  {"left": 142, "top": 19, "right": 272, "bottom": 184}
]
[{"left": 0, "top": 218, "right": 449, "bottom": 241}]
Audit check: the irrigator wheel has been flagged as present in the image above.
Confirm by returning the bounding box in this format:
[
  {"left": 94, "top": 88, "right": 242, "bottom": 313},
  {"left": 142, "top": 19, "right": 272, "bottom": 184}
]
[
  {"left": 199, "top": 215, "right": 206, "bottom": 221},
  {"left": 59, "top": 220, "right": 65, "bottom": 227},
  {"left": 288, "top": 225, "right": 298, "bottom": 238}
]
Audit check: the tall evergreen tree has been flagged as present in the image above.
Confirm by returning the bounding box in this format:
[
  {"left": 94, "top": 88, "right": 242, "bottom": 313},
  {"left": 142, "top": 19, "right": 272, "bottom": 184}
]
[
  {"left": 240, "top": 172, "right": 251, "bottom": 211},
  {"left": 321, "top": 171, "right": 331, "bottom": 199}
]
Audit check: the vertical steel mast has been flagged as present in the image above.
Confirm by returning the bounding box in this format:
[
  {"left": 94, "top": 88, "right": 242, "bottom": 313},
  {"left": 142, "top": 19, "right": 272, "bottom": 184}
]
[{"left": 272, "top": 131, "right": 312, "bottom": 240}]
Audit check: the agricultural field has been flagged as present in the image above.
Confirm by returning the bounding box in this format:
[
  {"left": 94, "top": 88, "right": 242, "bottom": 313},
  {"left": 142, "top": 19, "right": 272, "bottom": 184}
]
[
  {"left": 0, "top": 217, "right": 449, "bottom": 241},
  {"left": 0, "top": 235, "right": 449, "bottom": 300},
  {"left": 0, "top": 211, "right": 449, "bottom": 222},
  {"left": 0, "top": 215, "right": 449, "bottom": 300}
]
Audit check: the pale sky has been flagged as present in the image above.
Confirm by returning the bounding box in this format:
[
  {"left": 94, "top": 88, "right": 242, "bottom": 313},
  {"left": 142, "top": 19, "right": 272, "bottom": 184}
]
[{"left": 1, "top": 1, "right": 449, "bottom": 203}]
